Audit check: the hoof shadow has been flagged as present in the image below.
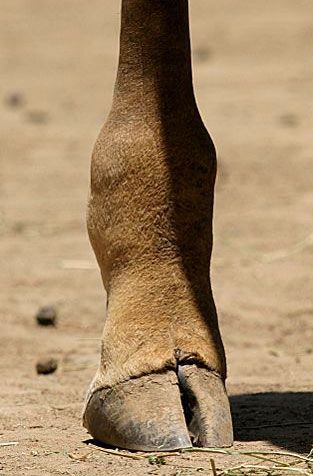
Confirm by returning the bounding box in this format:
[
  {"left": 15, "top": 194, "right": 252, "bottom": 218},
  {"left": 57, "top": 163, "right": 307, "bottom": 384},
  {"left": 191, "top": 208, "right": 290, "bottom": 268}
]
[{"left": 231, "top": 391, "right": 313, "bottom": 454}]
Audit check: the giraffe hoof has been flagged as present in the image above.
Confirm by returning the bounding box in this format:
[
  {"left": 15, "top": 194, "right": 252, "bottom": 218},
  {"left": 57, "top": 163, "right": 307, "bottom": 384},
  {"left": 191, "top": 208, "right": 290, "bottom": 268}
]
[
  {"left": 83, "top": 370, "right": 191, "bottom": 451},
  {"left": 83, "top": 366, "right": 233, "bottom": 451},
  {"left": 178, "top": 364, "right": 233, "bottom": 447}
]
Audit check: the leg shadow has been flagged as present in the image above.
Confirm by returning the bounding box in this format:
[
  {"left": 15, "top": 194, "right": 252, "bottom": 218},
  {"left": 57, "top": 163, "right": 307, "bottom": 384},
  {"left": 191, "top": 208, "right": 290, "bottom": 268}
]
[{"left": 230, "top": 392, "right": 313, "bottom": 453}]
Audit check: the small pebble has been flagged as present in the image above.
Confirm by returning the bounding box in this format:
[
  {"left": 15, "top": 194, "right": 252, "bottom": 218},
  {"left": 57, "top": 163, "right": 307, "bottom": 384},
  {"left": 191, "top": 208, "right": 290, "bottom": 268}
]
[
  {"left": 5, "top": 92, "right": 25, "bottom": 108},
  {"left": 279, "top": 113, "right": 299, "bottom": 128},
  {"left": 36, "top": 306, "right": 57, "bottom": 326},
  {"left": 193, "top": 46, "right": 212, "bottom": 63},
  {"left": 26, "top": 110, "right": 49, "bottom": 124},
  {"left": 36, "top": 358, "right": 58, "bottom": 375}
]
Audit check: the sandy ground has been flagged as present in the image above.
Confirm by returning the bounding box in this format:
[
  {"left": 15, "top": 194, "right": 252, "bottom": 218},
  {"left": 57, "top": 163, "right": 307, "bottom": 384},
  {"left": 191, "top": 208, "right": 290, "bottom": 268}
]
[{"left": 1, "top": 1, "right": 313, "bottom": 474}]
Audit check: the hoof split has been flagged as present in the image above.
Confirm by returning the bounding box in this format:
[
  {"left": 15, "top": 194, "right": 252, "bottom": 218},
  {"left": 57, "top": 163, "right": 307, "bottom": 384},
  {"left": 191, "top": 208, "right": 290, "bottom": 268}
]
[{"left": 83, "top": 365, "right": 233, "bottom": 451}]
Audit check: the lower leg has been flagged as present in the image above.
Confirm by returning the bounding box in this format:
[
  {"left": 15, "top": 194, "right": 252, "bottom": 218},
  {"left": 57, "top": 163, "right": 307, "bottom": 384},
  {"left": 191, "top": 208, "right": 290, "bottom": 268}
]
[{"left": 83, "top": 122, "right": 233, "bottom": 450}]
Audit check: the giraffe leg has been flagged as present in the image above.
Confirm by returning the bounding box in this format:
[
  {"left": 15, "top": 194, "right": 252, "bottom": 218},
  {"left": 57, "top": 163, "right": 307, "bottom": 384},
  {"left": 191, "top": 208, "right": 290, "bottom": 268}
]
[
  {"left": 83, "top": 125, "right": 234, "bottom": 449},
  {"left": 83, "top": 0, "right": 234, "bottom": 452}
]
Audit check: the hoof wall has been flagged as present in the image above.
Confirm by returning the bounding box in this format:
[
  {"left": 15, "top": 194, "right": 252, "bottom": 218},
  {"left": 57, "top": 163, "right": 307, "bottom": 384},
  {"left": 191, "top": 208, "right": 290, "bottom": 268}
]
[
  {"left": 83, "top": 370, "right": 191, "bottom": 451},
  {"left": 178, "top": 364, "right": 233, "bottom": 447},
  {"left": 83, "top": 366, "right": 233, "bottom": 451}
]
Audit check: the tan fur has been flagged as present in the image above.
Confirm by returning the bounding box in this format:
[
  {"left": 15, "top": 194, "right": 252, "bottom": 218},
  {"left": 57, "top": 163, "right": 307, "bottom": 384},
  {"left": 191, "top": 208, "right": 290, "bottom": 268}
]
[{"left": 87, "top": 0, "right": 226, "bottom": 396}]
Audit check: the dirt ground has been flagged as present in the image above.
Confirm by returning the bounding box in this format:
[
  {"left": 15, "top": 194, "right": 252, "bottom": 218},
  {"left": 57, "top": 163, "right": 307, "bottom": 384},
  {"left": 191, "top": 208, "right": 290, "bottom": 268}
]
[{"left": 1, "top": 1, "right": 313, "bottom": 474}]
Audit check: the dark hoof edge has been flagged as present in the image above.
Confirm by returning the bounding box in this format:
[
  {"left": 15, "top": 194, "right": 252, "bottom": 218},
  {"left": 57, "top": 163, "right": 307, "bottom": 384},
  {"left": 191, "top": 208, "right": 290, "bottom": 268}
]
[
  {"left": 178, "top": 364, "right": 233, "bottom": 447},
  {"left": 83, "top": 366, "right": 233, "bottom": 451}
]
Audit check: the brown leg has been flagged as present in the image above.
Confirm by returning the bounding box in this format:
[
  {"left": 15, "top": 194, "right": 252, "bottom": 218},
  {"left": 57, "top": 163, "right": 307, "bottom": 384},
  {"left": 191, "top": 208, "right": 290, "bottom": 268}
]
[
  {"left": 82, "top": 113, "right": 234, "bottom": 450},
  {"left": 83, "top": 0, "right": 233, "bottom": 450}
]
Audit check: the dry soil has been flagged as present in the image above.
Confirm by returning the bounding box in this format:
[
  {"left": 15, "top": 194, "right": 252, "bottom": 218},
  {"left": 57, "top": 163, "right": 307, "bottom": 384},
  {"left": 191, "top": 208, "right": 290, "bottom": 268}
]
[{"left": 1, "top": 1, "right": 312, "bottom": 474}]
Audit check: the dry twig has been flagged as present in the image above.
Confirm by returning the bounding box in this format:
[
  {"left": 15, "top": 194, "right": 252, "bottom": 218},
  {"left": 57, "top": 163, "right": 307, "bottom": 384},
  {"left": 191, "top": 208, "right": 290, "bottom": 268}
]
[
  {"left": 87, "top": 444, "right": 145, "bottom": 460},
  {"left": 211, "top": 458, "right": 218, "bottom": 476},
  {"left": 83, "top": 443, "right": 313, "bottom": 475}
]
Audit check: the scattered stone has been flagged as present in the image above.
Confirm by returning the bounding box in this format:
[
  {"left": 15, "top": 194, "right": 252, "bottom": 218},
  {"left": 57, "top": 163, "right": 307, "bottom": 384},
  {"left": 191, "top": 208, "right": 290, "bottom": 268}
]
[
  {"left": 193, "top": 46, "right": 212, "bottom": 63},
  {"left": 148, "top": 455, "right": 166, "bottom": 466},
  {"left": 26, "top": 110, "right": 49, "bottom": 124},
  {"left": 279, "top": 113, "right": 299, "bottom": 128},
  {"left": 5, "top": 92, "right": 25, "bottom": 108},
  {"left": 12, "top": 221, "right": 26, "bottom": 235},
  {"left": 36, "top": 358, "right": 58, "bottom": 375},
  {"left": 36, "top": 306, "right": 57, "bottom": 326}
]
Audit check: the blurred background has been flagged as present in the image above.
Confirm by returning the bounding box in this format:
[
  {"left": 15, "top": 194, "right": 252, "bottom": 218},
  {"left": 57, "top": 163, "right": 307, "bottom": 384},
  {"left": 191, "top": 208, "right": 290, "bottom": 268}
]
[{"left": 1, "top": 1, "right": 312, "bottom": 474}]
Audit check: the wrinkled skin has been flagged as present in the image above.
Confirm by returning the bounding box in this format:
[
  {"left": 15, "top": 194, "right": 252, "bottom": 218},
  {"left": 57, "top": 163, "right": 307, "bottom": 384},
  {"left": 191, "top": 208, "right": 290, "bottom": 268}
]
[{"left": 83, "top": 0, "right": 233, "bottom": 450}]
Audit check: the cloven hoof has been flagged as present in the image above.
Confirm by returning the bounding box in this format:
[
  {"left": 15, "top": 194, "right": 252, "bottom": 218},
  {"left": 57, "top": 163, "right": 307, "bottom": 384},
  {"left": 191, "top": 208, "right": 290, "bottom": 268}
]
[{"left": 83, "top": 365, "right": 233, "bottom": 451}]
